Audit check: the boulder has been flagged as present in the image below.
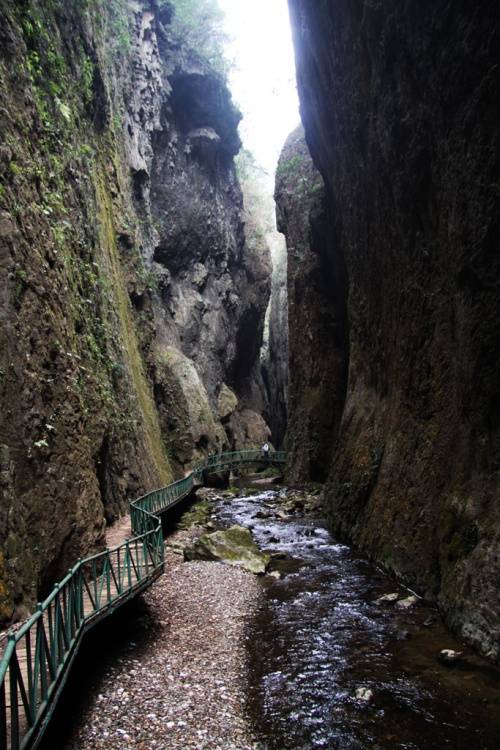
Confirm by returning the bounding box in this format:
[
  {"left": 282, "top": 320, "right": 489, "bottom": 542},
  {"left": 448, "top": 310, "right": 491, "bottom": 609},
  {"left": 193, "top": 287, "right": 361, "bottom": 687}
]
[
  {"left": 153, "top": 346, "right": 227, "bottom": 470},
  {"left": 395, "top": 595, "right": 419, "bottom": 610},
  {"left": 355, "top": 687, "right": 373, "bottom": 702},
  {"left": 228, "top": 408, "right": 272, "bottom": 449},
  {"left": 183, "top": 525, "right": 270, "bottom": 574},
  {"left": 438, "top": 649, "right": 464, "bottom": 665},
  {"left": 177, "top": 500, "right": 214, "bottom": 530},
  {"left": 217, "top": 383, "right": 238, "bottom": 421},
  {"left": 373, "top": 593, "right": 399, "bottom": 606}
]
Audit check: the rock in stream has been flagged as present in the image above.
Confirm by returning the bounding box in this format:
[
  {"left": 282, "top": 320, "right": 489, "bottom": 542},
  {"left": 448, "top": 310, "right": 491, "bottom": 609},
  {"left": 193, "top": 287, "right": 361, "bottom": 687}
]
[{"left": 183, "top": 525, "right": 270, "bottom": 574}]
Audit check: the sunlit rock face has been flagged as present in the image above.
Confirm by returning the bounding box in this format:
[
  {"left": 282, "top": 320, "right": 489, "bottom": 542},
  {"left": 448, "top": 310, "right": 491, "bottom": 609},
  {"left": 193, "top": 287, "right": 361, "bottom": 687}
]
[
  {"left": 124, "top": 4, "right": 272, "bottom": 451},
  {"left": 288, "top": 0, "right": 500, "bottom": 658}
]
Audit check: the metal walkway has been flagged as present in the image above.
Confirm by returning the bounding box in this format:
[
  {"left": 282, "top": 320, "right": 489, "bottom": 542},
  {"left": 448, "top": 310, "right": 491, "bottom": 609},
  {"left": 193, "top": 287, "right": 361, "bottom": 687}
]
[{"left": 0, "top": 450, "right": 285, "bottom": 750}]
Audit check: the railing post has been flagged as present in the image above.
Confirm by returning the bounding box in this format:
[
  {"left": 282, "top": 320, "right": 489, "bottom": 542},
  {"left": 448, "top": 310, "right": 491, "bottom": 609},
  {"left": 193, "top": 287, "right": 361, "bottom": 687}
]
[
  {"left": 36, "top": 604, "right": 48, "bottom": 703},
  {"left": 105, "top": 550, "right": 111, "bottom": 603},
  {"left": 0, "top": 661, "right": 7, "bottom": 750},
  {"left": 66, "top": 571, "right": 74, "bottom": 643},
  {"left": 92, "top": 558, "right": 98, "bottom": 610},
  {"left": 53, "top": 584, "right": 62, "bottom": 666},
  {"left": 25, "top": 628, "right": 34, "bottom": 726},
  {"left": 117, "top": 545, "right": 122, "bottom": 593},
  {"left": 8, "top": 634, "right": 19, "bottom": 750},
  {"left": 76, "top": 559, "right": 83, "bottom": 624},
  {"left": 125, "top": 539, "right": 132, "bottom": 588}
]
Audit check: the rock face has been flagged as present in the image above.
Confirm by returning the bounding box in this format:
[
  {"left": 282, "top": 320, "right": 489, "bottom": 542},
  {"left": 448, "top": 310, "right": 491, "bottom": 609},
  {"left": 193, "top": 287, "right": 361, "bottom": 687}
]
[
  {"left": 0, "top": 0, "right": 271, "bottom": 622},
  {"left": 236, "top": 151, "right": 288, "bottom": 448},
  {"left": 183, "top": 525, "right": 270, "bottom": 574},
  {"left": 120, "top": 4, "right": 273, "bottom": 459},
  {"left": 287, "top": 1, "right": 500, "bottom": 659},
  {"left": 153, "top": 346, "right": 227, "bottom": 472},
  {"left": 275, "top": 126, "right": 347, "bottom": 480},
  {"left": 261, "top": 232, "right": 289, "bottom": 449}
]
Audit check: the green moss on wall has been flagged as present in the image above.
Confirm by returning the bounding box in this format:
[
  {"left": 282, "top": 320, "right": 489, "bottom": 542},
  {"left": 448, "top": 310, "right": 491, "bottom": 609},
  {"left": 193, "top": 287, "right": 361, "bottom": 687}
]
[{"left": 94, "top": 169, "right": 173, "bottom": 484}]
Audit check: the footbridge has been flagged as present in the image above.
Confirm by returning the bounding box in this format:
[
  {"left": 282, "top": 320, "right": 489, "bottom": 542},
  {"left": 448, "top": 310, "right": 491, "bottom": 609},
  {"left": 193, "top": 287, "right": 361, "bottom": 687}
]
[{"left": 0, "top": 450, "right": 286, "bottom": 750}]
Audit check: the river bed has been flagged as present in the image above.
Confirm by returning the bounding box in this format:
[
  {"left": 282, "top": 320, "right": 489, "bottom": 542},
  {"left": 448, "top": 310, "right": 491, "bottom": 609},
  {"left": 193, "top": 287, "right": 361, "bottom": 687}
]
[{"left": 214, "top": 484, "right": 500, "bottom": 750}]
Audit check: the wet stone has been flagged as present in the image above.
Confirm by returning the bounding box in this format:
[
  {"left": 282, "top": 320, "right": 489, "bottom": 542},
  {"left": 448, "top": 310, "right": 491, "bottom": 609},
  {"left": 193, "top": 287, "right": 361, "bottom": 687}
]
[
  {"left": 438, "top": 649, "right": 464, "bottom": 665},
  {"left": 183, "top": 525, "right": 270, "bottom": 574},
  {"left": 373, "top": 592, "right": 399, "bottom": 605},
  {"left": 355, "top": 687, "right": 374, "bottom": 702},
  {"left": 395, "top": 595, "right": 419, "bottom": 610}
]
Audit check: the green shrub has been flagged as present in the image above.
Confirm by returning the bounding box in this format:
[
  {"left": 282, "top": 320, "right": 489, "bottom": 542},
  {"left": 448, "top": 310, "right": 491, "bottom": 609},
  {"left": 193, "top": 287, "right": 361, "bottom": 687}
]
[{"left": 168, "top": 0, "right": 230, "bottom": 77}]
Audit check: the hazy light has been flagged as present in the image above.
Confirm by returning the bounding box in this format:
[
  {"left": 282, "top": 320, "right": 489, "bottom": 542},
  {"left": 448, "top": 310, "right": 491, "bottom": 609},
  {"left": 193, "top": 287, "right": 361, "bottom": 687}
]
[{"left": 218, "top": 0, "right": 300, "bottom": 174}]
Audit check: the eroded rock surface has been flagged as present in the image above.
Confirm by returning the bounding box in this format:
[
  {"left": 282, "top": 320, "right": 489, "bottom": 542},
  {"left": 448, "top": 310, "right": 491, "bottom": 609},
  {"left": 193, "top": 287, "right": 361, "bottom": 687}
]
[
  {"left": 275, "top": 126, "right": 347, "bottom": 481},
  {"left": 183, "top": 525, "right": 270, "bottom": 574},
  {"left": 0, "top": 0, "right": 272, "bottom": 622},
  {"left": 287, "top": 1, "right": 500, "bottom": 658}
]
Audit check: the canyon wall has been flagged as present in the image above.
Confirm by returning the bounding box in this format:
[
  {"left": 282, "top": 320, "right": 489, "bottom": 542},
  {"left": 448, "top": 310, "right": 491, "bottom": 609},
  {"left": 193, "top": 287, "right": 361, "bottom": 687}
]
[
  {"left": 0, "top": 0, "right": 271, "bottom": 622},
  {"left": 287, "top": 0, "right": 500, "bottom": 659},
  {"left": 238, "top": 150, "right": 289, "bottom": 449},
  {"left": 275, "top": 125, "right": 346, "bottom": 479},
  {"left": 260, "top": 229, "right": 288, "bottom": 449}
]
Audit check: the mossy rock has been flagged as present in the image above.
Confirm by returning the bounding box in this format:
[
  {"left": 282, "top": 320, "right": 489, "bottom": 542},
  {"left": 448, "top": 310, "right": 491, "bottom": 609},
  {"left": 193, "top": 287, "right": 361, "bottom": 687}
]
[
  {"left": 183, "top": 525, "right": 270, "bottom": 574},
  {"left": 217, "top": 382, "right": 238, "bottom": 420},
  {"left": 177, "top": 500, "right": 214, "bottom": 530}
]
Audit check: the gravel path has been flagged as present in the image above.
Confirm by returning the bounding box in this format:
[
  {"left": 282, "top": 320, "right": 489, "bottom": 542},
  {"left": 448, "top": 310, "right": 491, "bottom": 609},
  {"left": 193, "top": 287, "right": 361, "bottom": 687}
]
[{"left": 65, "top": 527, "right": 262, "bottom": 750}]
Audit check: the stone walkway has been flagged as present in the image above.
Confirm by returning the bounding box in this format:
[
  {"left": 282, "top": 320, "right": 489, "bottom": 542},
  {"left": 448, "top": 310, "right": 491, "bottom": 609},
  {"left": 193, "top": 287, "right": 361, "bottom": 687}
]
[{"left": 65, "top": 524, "right": 262, "bottom": 750}]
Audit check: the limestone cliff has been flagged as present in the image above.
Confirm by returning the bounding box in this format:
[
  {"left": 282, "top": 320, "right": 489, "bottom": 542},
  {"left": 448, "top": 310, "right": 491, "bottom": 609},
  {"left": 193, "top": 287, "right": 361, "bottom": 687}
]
[
  {"left": 287, "top": 1, "right": 500, "bottom": 659},
  {"left": 275, "top": 126, "right": 346, "bottom": 479},
  {"left": 237, "top": 150, "right": 288, "bottom": 448},
  {"left": 260, "top": 230, "right": 288, "bottom": 449},
  {"left": 120, "top": 1, "right": 272, "bottom": 469},
  {"left": 0, "top": 0, "right": 271, "bottom": 623}
]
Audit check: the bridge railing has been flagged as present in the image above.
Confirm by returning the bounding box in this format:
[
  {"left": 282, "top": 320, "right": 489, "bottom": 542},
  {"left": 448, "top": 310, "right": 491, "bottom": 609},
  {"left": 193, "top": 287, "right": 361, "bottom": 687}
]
[
  {"left": 194, "top": 449, "right": 286, "bottom": 476},
  {"left": 0, "top": 449, "right": 285, "bottom": 749},
  {"left": 130, "top": 473, "right": 195, "bottom": 534},
  {"left": 0, "top": 522, "right": 165, "bottom": 750}
]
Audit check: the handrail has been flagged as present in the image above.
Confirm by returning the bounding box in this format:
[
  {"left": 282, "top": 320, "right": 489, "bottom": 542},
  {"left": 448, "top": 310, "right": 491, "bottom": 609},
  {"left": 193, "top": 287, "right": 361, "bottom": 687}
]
[{"left": 0, "top": 449, "right": 285, "bottom": 749}]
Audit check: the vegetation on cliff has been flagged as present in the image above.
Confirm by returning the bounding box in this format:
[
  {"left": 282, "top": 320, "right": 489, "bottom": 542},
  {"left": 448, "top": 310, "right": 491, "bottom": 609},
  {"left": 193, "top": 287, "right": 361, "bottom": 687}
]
[
  {"left": 0, "top": 0, "right": 273, "bottom": 623},
  {"left": 168, "top": 0, "right": 230, "bottom": 76}
]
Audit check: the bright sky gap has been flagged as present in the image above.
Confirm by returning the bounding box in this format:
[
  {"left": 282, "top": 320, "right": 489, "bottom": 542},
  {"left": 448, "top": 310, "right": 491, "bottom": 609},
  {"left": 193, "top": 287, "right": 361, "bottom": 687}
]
[{"left": 218, "top": 0, "right": 300, "bottom": 175}]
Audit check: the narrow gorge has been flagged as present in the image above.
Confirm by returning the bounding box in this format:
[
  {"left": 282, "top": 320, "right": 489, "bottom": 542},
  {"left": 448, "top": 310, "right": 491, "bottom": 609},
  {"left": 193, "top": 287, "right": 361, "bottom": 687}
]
[{"left": 0, "top": 1, "right": 499, "bottom": 748}]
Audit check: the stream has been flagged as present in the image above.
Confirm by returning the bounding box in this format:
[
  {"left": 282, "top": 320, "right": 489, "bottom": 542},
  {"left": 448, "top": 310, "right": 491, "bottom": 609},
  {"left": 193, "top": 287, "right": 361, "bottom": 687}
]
[{"left": 213, "top": 484, "right": 500, "bottom": 750}]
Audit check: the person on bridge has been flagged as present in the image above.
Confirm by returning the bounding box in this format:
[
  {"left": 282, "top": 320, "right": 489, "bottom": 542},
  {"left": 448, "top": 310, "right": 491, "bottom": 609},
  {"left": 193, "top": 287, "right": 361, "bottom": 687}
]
[{"left": 261, "top": 442, "right": 270, "bottom": 459}]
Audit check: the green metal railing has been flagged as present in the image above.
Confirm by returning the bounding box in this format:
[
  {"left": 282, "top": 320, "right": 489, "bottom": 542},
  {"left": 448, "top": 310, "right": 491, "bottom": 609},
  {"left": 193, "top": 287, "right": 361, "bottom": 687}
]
[
  {"left": 0, "top": 450, "right": 285, "bottom": 750},
  {"left": 193, "top": 449, "right": 286, "bottom": 478}
]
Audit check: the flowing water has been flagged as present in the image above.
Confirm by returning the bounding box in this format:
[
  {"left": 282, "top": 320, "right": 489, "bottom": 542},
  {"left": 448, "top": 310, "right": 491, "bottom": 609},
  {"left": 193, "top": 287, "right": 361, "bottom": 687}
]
[{"left": 214, "top": 485, "right": 500, "bottom": 750}]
